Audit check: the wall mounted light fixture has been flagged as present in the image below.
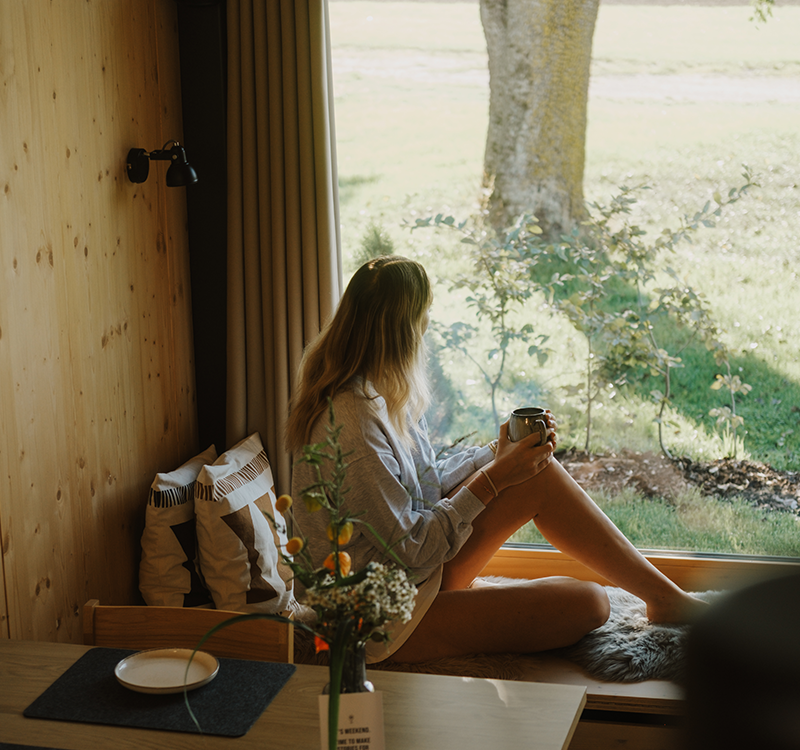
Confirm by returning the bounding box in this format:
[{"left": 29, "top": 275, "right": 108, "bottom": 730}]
[{"left": 126, "top": 141, "right": 199, "bottom": 187}]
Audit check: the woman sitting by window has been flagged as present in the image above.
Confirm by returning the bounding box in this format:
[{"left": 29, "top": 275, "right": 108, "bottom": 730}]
[{"left": 287, "top": 255, "right": 705, "bottom": 664}]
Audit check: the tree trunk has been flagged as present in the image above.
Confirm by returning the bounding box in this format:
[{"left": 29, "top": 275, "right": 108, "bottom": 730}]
[{"left": 480, "top": 0, "right": 599, "bottom": 238}]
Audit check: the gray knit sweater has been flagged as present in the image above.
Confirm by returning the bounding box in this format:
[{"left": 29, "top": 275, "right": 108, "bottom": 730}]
[{"left": 290, "top": 385, "right": 494, "bottom": 585}]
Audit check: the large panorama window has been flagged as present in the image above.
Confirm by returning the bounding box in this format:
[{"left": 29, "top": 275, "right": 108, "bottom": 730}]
[{"left": 327, "top": 0, "right": 800, "bottom": 560}]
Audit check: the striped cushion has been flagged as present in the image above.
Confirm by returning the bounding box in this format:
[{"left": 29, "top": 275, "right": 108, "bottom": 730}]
[
  {"left": 195, "top": 433, "right": 294, "bottom": 614},
  {"left": 139, "top": 445, "right": 216, "bottom": 607}
]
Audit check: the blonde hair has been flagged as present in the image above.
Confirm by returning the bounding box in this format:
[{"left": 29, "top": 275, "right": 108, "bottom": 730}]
[{"left": 286, "top": 256, "right": 432, "bottom": 453}]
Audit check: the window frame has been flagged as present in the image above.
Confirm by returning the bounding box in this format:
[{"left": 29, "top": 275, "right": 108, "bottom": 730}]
[{"left": 485, "top": 544, "right": 800, "bottom": 592}]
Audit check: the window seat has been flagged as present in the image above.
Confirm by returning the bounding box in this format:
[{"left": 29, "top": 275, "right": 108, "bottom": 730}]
[
  {"left": 374, "top": 547, "right": 799, "bottom": 749},
  {"left": 514, "top": 652, "right": 684, "bottom": 749},
  {"left": 514, "top": 650, "right": 683, "bottom": 714}
]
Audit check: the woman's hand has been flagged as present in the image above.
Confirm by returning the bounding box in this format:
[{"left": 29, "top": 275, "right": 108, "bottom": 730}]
[
  {"left": 544, "top": 409, "right": 558, "bottom": 450},
  {"left": 485, "top": 414, "right": 558, "bottom": 493}
]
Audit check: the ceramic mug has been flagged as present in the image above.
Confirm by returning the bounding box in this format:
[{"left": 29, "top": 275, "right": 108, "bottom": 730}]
[{"left": 508, "top": 407, "right": 550, "bottom": 445}]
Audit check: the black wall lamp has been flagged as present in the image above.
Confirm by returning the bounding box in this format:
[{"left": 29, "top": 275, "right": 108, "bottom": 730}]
[{"left": 126, "top": 140, "right": 199, "bottom": 187}]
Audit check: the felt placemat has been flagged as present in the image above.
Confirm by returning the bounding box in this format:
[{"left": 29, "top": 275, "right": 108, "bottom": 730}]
[{"left": 23, "top": 647, "right": 296, "bottom": 737}]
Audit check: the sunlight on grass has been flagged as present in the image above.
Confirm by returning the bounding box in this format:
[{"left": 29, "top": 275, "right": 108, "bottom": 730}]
[
  {"left": 330, "top": 1, "right": 485, "bottom": 52},
  {"left": 586, "top": 103, "right": 800, "bottom": 157},
  {"left": 592, "top": 6, "right": 800, "bottom": 74}
]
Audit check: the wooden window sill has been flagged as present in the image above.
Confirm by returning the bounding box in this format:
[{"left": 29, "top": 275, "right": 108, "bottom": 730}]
[{"left": 482, "top": 544, "right": 800, "bottom": 592}]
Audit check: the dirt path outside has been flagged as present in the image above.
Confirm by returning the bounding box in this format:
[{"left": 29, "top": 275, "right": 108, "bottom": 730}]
[{"left": 559, "top": 448, "right": 799, "bottom": 516}]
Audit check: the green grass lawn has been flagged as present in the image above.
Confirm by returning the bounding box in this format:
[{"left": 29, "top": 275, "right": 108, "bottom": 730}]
[
  {"left": 510, "top": 486, "right": 800, "bottom": 558},
  {"left": 328, "top": 2, "right": 800, "bottom": 556}
]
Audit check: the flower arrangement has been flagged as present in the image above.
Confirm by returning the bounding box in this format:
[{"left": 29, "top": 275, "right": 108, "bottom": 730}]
[
  {"left": 190, "top": 402, "right": 417, "bottom": 750},
  {"left": 302, "top": 563, "right": 416, "bottom": 653}
]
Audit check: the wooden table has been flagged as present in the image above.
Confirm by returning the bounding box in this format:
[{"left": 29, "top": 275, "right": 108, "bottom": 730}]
[{"left": 0, "top": 639, "right": 586, "bottom": 750}]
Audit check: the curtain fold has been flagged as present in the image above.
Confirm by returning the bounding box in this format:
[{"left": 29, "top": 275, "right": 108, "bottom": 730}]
[{"left": 227, "top": 0, "right": 342, "bottom": 494}]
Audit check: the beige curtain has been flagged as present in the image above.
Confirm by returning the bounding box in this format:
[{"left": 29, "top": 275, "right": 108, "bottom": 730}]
[{"left": 226, "top": 0, "right": 342, "bottom": 494}]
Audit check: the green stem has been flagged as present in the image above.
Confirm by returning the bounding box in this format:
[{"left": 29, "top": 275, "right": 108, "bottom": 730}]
[
  {"left": 725, "top": 360, "right": 738, "bottom": 459},
  {"left": 585, "top": 335, "right": 593, "bottom": 453},
  {"left": 327, "top": 620, "right": 355, "bottom": 750},
  {"left": 658, "top": 365, "right": 673, "bottom": 460}
]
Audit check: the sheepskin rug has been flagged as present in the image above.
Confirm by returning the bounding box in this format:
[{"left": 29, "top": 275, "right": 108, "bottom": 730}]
[{"left": 555, "top": 585, "right": 719, "bottom": 682}]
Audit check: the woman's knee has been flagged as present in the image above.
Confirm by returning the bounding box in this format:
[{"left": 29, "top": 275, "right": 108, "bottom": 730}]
[
  {"left": 551, "top": 577, "right": 610, "bottom": 632},
  {"left": 522, "top": 576, "right": 609, "bottom": 630},
  {"left": 514, "top": 577, "right": 610, "bottom": 648},
  {"left": 569, "top": 579, "right": 610, "bottom": 631}
]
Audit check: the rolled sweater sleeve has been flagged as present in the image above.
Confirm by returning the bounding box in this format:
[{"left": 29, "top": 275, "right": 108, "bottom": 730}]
[{"left": 435, "top": 443, "right": 495, "bottom": 496}]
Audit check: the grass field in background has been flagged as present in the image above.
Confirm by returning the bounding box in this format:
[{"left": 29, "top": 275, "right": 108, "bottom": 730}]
[
  {"left": 510, "top": 485, "right": 800, "bottom": 557},
  {"left": 328, "top": 3, "right": 800, "bottom": 555}
]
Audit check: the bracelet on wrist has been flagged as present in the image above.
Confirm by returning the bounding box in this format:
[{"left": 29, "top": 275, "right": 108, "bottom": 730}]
[{"left": 480, "top": 469, "right": 499, "bottom": 498}]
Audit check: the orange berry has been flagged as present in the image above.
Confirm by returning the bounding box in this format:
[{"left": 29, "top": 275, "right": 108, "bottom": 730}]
[
  {"left": 285, "top": 537, "right": 304, "bottom": 555},
  {"left": 326, "top": 521, "right": 354, "bottom": 545},
  {"left": 323, "top": 551, "right": 351, "bottom": 577},
  {"left": 302, "top": 493, "right": 324, "bottom": 513}
]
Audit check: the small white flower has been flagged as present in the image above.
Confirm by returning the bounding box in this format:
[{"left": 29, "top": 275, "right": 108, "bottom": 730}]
[{"left": 304, "top": 562, "right": 417, "bottom": 644}]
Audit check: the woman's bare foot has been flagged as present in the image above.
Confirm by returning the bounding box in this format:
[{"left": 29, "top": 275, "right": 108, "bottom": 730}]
[{"left": 646, "top": 591, "right": 708, "bottom": 624}]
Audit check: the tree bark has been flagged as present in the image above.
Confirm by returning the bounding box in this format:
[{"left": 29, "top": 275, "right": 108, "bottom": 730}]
[{"left": 480, "top": 0, "right": 599, "bottom": 238}]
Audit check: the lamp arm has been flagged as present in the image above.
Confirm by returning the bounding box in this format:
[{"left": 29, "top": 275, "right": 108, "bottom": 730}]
[{"left": 148, "top": 142, "right": 183, "bottom": 162}]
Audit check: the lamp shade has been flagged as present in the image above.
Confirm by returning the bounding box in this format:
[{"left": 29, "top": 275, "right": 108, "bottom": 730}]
[{"left": 166, "top": 160, "right": 199, "bottom": 187}]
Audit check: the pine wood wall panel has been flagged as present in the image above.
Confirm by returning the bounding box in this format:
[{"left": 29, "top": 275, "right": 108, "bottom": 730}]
[{"left": 0, "top": 1, "right": 198, "bottom": 643}]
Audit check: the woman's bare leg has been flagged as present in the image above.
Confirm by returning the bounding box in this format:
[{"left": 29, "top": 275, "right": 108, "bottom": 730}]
[
  {"left": 392, "top": 576, "right": 610, "bottom": 663},
  {"left": 442, "top": 458, "right": 704, "bottom": 624}
]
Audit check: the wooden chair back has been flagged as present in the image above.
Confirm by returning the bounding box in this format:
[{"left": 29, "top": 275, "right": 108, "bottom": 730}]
[{"left": 83, "top": 599, "right": 293, "bottom": 663}]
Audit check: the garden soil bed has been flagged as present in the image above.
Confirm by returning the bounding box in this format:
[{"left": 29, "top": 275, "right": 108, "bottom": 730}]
[{"left": 558, "top": 448, "right": 800, "bottom": 516}]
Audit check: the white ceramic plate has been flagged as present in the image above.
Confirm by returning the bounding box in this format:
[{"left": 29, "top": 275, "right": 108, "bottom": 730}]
[{"left": 114, "top": 648, "right": 219, "bottom": 695}]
